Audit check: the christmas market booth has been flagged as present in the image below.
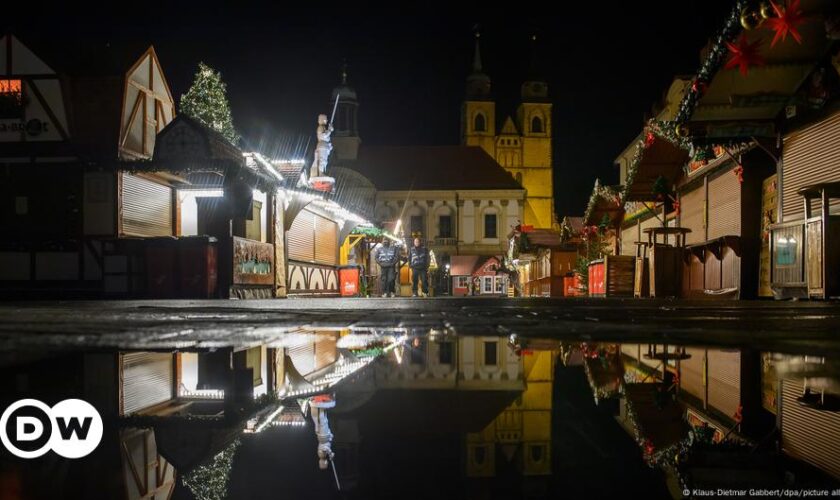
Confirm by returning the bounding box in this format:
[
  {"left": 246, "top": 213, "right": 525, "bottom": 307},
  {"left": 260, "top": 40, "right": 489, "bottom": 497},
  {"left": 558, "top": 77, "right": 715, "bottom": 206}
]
[
  {"left": 672, "top": 1, "right": 831, "bottom": 300},
  {"left": 767, "top": 38, "right": 840, "bottom": 299},
  {"left": 124, "top": 115, "right": 286, "bottom": 299},
  {"left": 509, "top": 226, "right": 579, "bottom": 297},
  {"left": 582, "top": 180, "right": 634, "bottom": 297},
  {"left": 641, "top": 0, "right": 839, "bottom": 300},
  {"left": 450, "top": 255, "right": 510, "bottom": 297},
  {"left": 280, "top": 164, "right": 375, "bottom": 297},
  {"left": 618, "top": 121, "right": 689, "bottom": 298}
]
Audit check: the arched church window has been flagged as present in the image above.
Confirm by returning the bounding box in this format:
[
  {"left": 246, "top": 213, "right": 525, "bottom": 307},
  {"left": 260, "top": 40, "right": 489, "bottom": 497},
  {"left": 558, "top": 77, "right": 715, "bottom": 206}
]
[
  {"left": 474, "top": 113, "right": 486, "bottom": 132},
  {"left": 531, "top": 115, "right": 544, "bottom": 134}
]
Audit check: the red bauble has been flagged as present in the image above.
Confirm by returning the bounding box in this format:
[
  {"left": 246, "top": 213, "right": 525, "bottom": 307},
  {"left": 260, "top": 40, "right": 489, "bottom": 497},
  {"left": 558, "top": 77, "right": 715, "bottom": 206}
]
[
  {"left": 644, "top": 131, "right": 656, "bottom": 148},
  {"left": 725, "top": 34, "right": 766, "bottom": 76}
]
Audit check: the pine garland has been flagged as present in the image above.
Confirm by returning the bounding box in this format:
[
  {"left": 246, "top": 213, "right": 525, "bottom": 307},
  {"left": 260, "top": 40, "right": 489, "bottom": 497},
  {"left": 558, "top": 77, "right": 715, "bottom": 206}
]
[{"left": 181, "top": 62, "right": 241, "bottom": 145}]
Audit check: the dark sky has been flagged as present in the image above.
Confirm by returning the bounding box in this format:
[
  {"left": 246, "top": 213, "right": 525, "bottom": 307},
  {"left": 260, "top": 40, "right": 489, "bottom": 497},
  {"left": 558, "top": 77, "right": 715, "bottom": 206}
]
[{"left": 7, "top": 2, "right": 732, "bottom": 216}]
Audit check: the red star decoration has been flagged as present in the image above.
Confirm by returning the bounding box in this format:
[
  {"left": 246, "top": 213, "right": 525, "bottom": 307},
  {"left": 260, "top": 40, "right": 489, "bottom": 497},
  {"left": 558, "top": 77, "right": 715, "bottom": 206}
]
[
  {"left": 725, "top": 34, "right": 765, "bottom": 76},
  {"left": 765, "top": 0, "right": 806, "bottom": 47}
]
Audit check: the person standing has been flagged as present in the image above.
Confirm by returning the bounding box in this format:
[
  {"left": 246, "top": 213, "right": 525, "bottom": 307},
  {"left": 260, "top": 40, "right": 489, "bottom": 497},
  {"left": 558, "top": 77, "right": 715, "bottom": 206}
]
[
  {"left": 408, "top": 237, "right": 430, "bottom": 297},
  {"left": 375, "top": 239, "right": 399, "bottom": 297}
]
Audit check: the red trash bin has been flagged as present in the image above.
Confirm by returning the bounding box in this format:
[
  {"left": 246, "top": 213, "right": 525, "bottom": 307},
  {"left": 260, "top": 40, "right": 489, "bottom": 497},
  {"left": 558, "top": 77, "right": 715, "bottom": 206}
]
[{"left": 338, "top": 265, "right": 361, "bottom": 297}]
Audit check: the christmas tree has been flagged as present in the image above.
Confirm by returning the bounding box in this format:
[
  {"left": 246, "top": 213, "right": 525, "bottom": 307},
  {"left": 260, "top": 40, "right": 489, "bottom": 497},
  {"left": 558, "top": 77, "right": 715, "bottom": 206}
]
[{"left": 180, "top": 62, "right": 240, "bottom": 145}]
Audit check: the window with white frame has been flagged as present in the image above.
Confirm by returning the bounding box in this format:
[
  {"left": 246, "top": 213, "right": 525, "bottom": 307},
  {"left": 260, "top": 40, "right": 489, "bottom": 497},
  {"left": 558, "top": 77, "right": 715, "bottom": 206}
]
[
  {"left": 482, "top": 276, "right": 493, "bottom": 293},
  {"left": 495, "top": 276, "right": 506, "bottom": 293}
]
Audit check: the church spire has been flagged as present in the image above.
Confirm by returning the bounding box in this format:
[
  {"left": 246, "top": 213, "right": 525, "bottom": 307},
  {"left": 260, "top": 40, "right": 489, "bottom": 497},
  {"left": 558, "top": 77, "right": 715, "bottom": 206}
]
[
  {"left": 472, "top": 31, "right": 483, "bottom": 73},
  {"left": 466, "top": 28, "right": 491, "bottom": 99},
  {"left": 521, "top": 33, "right": 548, "bottom": 101}
]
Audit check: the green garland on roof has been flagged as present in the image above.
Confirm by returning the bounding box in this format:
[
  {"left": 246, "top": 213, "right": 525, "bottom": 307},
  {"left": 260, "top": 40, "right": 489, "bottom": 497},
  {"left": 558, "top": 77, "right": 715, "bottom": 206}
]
[
  {"left": 350, "top": 226, "right": 385, "bottom": 237},
  {"left": 583, "top": 179, "right": 622, "bottom": 225},
  {"left": 620, "top": 119, "right": 692, "bottom": 202}
]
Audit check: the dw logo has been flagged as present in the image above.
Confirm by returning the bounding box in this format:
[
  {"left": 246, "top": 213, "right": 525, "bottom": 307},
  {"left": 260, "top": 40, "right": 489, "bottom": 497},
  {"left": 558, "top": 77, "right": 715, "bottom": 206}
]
[{"left": 0, "top": 399, "right": 103, "bottom": 459}]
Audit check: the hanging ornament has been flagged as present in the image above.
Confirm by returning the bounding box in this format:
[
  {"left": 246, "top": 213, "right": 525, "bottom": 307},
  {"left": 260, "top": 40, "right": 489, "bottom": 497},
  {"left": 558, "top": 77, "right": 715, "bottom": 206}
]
[
  {"left": 734, "top": 164, "right": 745, "bottom": 183},
  {"left": 675, "top": 123, "right": 690, "bottom": 138},
  {"left": 759, "top": 1, "right": 775, "bottom": 20},
  {"left": 644, "top": 131, "right": 656, "bottom": 148},
  {"left": 724, "top": 34, "right": 765, "bottom": 76},
  {"left": 764, "top": 0, "right": 806, "bottom": 47},
  {"left": 740, "top": 5, "right": 764, "bottom": 30}
]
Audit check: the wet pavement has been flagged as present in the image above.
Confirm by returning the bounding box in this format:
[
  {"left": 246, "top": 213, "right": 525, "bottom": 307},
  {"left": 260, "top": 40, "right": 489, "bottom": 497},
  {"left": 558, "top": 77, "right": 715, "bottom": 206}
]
[
  {"left": 1, "top": 297, "right": 840, "bottom": 355},
  {"left": 2, "top": 298, "right": 840, "bottom": 500}
]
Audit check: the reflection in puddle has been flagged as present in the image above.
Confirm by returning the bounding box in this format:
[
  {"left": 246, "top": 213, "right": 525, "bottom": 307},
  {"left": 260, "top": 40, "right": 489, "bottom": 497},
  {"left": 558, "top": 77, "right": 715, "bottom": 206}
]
[{"left": 1, "top": 330, "right": 839, "bottom": 499}]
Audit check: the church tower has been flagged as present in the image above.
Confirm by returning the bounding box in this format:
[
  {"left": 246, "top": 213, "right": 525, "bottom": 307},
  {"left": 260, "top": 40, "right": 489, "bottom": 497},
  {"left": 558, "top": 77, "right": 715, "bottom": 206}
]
[
  {"left": 461, "top": 32, "right": 495, "bottom": 157},
  {"left": 331, "top": 63, "right": 361, "bottom": 161},
  {"left": 515, "top": 35, "right": 554, "bottom": 229}
]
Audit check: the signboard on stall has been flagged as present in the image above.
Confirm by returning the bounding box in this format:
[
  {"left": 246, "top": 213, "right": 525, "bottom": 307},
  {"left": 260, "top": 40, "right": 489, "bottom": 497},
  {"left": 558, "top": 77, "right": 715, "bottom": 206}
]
[{"left": 233, "top": 237, "right": 274, "bottom": 286}]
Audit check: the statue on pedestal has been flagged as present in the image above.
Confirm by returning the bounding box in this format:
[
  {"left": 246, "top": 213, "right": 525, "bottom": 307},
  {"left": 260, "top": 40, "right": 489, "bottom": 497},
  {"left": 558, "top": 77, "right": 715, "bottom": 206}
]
[
  {"left": 301, "top": 95, "right": 340, "bottom": 192},
  {"left": 308, "top": 394, "right": 336, "bottom": 470}
]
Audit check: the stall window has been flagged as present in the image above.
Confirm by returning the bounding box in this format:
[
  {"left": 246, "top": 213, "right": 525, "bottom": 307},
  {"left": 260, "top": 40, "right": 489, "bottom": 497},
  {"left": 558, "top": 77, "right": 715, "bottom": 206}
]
[
  {"left": 484, "top": 213, "right": 497, "bottom": 238},
  {"left": 483, "top": 276, "right": 493, "bottom": 293},
  {"left": 457, "top": 276, "right": 469, "bottom": 288},
  {"left": 775, "top": 235, "right": 798, "bottom": 267},
  {"left": 495, "top": 276, "right": 506, "bottom": 293},
  {"left": 0, "top": 79, "right": 23, "bottom": 119}
]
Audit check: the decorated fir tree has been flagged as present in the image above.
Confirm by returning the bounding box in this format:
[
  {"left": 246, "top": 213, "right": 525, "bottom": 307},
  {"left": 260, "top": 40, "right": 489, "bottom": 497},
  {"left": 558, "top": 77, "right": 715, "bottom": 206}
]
[{"left": 180, "top": 62, "right": 240, "bottom": 144}]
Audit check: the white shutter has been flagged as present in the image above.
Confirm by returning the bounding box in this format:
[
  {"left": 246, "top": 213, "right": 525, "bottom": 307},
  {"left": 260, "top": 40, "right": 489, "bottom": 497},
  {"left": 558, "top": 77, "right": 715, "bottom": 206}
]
[
  {"left": 122, "top": 352, "right": 173, "bottom": 415},
  {"left": 288, "top": 342, "right": 315, "bottom": 376},
  {"left": 782, "top": 110, "right": 840, "bottom": 222},
  {"left": 314, "top": 214, "right": 338, "bottom": 265},
  {"left": 707, "top": 169, "right": 741, "bottom": 239},
  {"left": 781, "top": 378, "right": 840, "bottom": 479},
  {"left": 122, "top": 173, "right": 173, "bottom": 237},
  {"left": 680, "top": 348, "right": 705, "bottom": 404},
  {"left": 707, "top": 350, "right": 741, "bottom": 418},
  {"left": 287, "top": 210, "right": 315, "bottom": 262},
  {"left": 680, "top": 186, "right": 705, "bottom": 245}
]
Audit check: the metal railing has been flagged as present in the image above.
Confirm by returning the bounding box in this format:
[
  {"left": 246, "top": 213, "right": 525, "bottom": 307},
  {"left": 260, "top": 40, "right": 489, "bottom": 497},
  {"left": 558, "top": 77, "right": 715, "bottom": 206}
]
[{"left": 431, "top": 237, "right": 457, "bottom": 246}]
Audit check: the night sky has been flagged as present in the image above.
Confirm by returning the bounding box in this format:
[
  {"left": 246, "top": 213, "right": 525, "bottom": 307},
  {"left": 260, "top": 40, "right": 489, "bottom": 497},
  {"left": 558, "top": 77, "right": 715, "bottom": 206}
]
[{"left": 7, "top": 1, "right": 732, "bottom": 216}]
